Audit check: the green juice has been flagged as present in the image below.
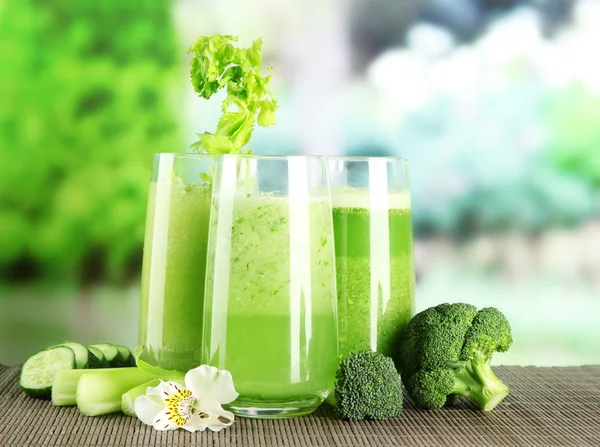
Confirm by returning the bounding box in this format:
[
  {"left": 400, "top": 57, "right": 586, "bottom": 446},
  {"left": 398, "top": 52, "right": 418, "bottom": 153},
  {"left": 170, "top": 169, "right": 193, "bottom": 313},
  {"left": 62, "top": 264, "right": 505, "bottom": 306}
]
[
  {"left": 138, "top": 180, "right": 211, "bottom": 372},
  {"left": 203, "top": 193, "right": 338, "bottom": 403},
  {"left": 333, "top": 191, "right": 415, "bottom": 361}
]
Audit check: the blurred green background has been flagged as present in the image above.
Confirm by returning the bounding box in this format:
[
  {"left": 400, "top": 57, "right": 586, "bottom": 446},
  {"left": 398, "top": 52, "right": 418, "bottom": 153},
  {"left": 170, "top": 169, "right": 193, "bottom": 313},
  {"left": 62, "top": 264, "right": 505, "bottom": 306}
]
[{"left": 1, "top": 0, "right": 599, "bottom": 366}]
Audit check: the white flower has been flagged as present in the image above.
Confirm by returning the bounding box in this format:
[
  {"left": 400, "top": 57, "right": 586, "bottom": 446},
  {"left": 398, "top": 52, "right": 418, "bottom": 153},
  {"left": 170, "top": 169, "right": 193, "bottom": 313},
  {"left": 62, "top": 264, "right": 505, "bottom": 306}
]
[{"left": 134, "top": 365, "right": 239, "bottom": 432}]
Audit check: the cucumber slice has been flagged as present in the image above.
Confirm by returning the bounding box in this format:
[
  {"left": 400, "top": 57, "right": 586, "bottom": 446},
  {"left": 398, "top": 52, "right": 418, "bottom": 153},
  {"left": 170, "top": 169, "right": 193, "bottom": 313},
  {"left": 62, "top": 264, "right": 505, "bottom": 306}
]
[
  {"left": 87, "top": 347, "right": 109, "bottom": 368},
  {"left": 88, "top": 343, "right": 122, "bottom": 367},
  {"left": 48, "top": 342, "right": 90, "bottom": 369},
  {"left": 116, "top": 345, "right": 135, "bottom": 367},
  {"left": 20, "top": 347, "right": 76, "bottom": 399}
]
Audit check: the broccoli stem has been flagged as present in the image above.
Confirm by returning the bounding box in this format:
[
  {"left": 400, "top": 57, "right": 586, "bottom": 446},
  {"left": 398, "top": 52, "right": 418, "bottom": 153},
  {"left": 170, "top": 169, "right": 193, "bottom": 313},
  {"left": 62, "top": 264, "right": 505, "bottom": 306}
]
[{"left": 450, "top": 353, "right": 508, "bottom": 411}]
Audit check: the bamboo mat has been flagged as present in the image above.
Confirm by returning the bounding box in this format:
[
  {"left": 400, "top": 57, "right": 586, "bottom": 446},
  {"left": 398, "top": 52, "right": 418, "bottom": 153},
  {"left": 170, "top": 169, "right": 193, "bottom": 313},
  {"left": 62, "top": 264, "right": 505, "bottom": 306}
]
[{"left": 1, "top": 365, "right": 599, "bottom": 446}]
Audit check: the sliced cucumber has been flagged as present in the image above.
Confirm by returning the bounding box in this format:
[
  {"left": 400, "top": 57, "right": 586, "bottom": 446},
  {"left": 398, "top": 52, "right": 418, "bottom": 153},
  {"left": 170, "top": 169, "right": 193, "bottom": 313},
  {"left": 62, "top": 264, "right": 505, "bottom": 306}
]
[
  {"left": 116, "top": 345, "right": 135, "bottom": 367},
  {"left": 88, "top": 343, "right": 122, "bottom": 367},
  {"left": 48, "top": 342, "right": 90, "bottom": 369},
  {"left": 20, "top": 347, "right": 76, "bottom": 399},
  {"left": 87, "top": 346, "right": 109, "bottom": 368}
]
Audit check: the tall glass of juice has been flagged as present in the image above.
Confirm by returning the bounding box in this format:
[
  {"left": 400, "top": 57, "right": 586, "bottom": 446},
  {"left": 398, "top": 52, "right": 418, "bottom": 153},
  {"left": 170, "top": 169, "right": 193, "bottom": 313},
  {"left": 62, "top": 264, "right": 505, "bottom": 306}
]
[
  {"left": 328, "top": 157, "right": 415, "bottom": 363},
  {"left": 138, "top": 153, "right": 215, "bottom": 372},
  {"left": 202, "top": 154, "right": 338, "bottom": 419}
]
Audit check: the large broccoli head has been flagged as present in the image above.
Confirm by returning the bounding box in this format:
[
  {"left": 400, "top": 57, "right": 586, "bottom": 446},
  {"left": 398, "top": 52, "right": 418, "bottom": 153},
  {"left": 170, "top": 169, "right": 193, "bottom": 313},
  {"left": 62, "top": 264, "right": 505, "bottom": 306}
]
[
  {"left": 399, "top": 303, "right": 512, "bottom": 411},
  {"left": 334, "top": 350, "right": 403, "bottom": 420}
]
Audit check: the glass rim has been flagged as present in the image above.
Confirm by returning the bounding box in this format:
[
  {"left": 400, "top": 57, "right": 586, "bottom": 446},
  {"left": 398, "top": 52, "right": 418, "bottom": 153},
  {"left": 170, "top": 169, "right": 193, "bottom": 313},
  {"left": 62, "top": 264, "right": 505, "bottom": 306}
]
[
  {"left": 152, "top": 152, "right": 213, "bottom": 159},
  {"left": 152, "top": 152, "right": 329, "bottom": 160},
  {"left": 327, "top": 155, "right": 408, "bottom": 163},
  {"left": 220, "top": 153, "right": 329, "bottom": 160},
  {"left": 152, "top": 153, "right": 407, "bottom": 162}
]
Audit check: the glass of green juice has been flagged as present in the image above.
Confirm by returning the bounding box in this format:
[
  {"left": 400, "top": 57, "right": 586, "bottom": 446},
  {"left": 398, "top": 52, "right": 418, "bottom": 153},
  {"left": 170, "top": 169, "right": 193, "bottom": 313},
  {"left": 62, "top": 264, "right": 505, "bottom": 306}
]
[
  {"left": 202, "top": 154, "right": 338, "bottom": 419},
  {"left": 138, "top": 153, "right": 215, "bottom": 372},
  {"left": 328, "top": 156, "right": 415, "bottom": 364}
]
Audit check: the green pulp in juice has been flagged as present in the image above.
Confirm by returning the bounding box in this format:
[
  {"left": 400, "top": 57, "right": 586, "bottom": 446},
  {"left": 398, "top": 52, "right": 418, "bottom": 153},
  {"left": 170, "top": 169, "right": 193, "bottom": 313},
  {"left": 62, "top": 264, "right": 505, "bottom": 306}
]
[
  {"left": 333, "top": 199, "right": 414, "bottom": 361},
  {"left": 138, "top": 180, "right": 211, "bottom": 372},
  {"left": 204, "top": 193, "right": 338, "bottom": 400}
]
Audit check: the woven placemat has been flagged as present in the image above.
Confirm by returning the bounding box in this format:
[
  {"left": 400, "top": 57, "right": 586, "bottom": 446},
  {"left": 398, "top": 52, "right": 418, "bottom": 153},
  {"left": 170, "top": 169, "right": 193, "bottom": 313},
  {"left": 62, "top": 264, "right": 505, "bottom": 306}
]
[{"left": 1, "top": 365, "right": 599, "bottom": 446}]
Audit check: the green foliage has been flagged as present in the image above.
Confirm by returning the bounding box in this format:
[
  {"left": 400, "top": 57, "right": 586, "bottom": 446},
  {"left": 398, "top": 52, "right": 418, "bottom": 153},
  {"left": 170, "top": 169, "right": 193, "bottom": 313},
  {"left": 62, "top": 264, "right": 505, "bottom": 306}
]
[
  {"left": 188, "top": 35, "right": 278, "bottom": 154},
  {"left": 384, "top": 86, "right": 598, "bottom": 237},
  {"left": 334, "top": 350, "right": 403, "bottom": 421},
  {"left": 545, "top": 85, "right": 600, "bottom": 188},
  {"left": 398, "top": 303, "right": 512, "bottom": 411},
  {"left": 0, "top": 0, "right": 181, "bottom": 282}
]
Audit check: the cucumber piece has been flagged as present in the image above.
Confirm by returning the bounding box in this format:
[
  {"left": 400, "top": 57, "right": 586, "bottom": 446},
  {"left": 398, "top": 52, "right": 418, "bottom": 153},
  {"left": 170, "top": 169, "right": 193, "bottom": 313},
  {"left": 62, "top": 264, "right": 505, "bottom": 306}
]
[
  {"left": 116, "top": 345, "right": 135, "bottom": 367},
  {"left": 20, "top": 347, "right": 76, "bottom": 399},
  {"left": 88, "top": 343, "right": 122, "bottom": 367},
  {"left": 77, "top": 368, "right": 153, "bottom": 416},
  {"left": 48, "top": 342, "right": 90, "bottom": 369},
  {"left": 87, "top": 347, "right": 109, "bottom": 368}
]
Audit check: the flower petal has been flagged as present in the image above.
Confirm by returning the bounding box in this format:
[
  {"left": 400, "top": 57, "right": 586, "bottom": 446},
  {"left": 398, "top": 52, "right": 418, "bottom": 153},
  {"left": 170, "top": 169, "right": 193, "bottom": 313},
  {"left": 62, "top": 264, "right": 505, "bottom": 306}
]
[
  {"left": 195, "top": 402, "right": 235, "bottom": 432},
  {"left": 134, "top": 394, "right": 165, "bottom": 427},
  {"left": 151, "top": 408, "right": 180, "bottom": 431},
  {"left": 185, "top": 365, "right": 239, "bottom": 404},
  {"left": 181, "top": 413, "right": 207, "bottom": 433},
  {"left": 206, "top": 410, "right": 235, "bottom": 432},
  {"left": 148, "top": 380, "right": 187, "bottom": 405}
]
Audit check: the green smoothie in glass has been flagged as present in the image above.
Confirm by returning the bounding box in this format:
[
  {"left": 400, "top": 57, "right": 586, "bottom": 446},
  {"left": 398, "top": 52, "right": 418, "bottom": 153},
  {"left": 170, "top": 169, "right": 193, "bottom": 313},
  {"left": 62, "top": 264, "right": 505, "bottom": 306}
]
[
  {"left": 139, "top": 34, "right": 280, "bottom": 374},
  {"left": 138, "top": 177, "right": 211, "bottom": 372},
  {"left": 332, "top": 188, "right": 415, "bottom": 361},
  {"left": 203, "top": 191, "right": 338, "bottom": 404}
]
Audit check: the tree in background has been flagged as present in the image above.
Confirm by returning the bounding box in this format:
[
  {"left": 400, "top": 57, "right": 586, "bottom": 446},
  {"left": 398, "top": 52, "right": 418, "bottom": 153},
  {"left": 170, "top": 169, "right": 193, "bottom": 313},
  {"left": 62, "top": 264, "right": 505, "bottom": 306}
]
[
  {"left": 545, "top": 85, "right": 600, "bottom": 190},
  {"left": 347, "top": 0, "right": 576, "bottom": 72},
  {"left": 0, "top": 0, "right": 181, "bottom": 284}
]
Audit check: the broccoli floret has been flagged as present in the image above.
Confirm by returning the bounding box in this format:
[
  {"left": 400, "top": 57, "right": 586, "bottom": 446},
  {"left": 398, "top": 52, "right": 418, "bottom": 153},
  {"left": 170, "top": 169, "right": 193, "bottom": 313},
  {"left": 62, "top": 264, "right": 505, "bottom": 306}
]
[
  {"left": 334, "top": 350, "right": 403, "bottom": 420},
  {"left": 398, "top": 303, "right": 512, "bottom": 411}
]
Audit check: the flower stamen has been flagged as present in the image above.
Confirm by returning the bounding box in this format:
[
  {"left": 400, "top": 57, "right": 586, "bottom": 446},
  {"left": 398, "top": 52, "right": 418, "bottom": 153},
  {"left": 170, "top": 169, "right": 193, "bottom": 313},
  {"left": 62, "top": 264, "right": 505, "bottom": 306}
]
[
  {"left": 161, "top": 388, "right": 195, "bottom": 426},
  {"left": 218, "top": 416, "right": 232, "bottom": 424}
]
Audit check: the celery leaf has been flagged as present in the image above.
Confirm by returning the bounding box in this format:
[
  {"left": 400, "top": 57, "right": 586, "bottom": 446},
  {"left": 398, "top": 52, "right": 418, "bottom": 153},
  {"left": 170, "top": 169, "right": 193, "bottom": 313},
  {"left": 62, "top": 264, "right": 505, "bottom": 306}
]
[{"left": 188, "top": 35, "right": 278, "bottom": 154}]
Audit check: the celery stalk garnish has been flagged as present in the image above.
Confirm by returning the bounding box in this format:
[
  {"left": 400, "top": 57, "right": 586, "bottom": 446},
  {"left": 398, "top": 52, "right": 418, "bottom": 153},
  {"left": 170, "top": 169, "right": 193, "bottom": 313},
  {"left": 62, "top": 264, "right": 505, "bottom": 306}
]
[{"left": 188, "top": 35, "right": 278, "bottom": 156}]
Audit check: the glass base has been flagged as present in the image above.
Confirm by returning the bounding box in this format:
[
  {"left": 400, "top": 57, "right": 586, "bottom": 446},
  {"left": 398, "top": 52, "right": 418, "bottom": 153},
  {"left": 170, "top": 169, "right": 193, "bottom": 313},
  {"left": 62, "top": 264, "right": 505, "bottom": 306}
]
[{"left": 226, "top": 395, "right": 325, "bottom": 419}]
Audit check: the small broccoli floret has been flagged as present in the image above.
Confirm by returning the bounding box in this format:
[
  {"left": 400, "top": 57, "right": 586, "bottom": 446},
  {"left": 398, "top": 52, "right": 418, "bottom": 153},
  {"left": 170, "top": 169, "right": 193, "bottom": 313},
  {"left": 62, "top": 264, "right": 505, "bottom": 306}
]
[
  {"left": 334, "top": 350, "right": 403, "bottom": 421},
  {"left": 399, "top": 303, "right": 512, "bottom": 411}
]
